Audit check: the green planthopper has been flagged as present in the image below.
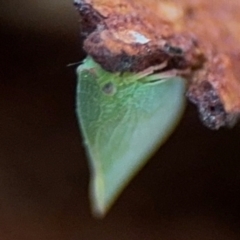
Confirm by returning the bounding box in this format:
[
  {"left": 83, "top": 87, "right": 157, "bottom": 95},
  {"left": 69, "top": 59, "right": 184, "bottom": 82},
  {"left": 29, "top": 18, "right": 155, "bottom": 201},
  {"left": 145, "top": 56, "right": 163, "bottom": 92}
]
[{"left": 76, "top": 57, "right": 186, "bottom": 216}]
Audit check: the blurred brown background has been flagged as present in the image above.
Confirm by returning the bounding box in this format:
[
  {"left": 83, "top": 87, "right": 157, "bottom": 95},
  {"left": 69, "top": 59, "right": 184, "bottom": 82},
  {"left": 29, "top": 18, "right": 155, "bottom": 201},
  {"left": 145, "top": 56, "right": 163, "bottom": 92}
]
[{"left": 1, "top": 1, "right": 240, "bottom": 239}]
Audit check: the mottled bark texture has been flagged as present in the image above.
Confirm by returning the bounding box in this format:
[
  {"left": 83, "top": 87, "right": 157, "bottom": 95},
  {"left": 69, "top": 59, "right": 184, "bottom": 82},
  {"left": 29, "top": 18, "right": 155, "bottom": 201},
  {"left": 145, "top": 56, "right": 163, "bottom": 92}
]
[{"left": 74, "top": 0, "right": 240, "bottom": 129}]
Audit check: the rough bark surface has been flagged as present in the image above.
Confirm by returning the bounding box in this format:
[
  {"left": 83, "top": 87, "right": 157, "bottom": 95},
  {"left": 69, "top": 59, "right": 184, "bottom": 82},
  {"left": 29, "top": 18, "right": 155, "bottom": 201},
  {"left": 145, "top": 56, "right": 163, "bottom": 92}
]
[{"left": 74, "top": 0, "right": 240, "bottom": 129}]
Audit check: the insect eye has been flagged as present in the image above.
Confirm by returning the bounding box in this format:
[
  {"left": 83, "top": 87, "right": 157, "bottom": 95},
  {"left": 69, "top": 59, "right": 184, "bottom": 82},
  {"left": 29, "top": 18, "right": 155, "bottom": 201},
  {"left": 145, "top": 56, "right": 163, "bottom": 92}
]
[{"left": 101, "top": 82, "right": 116, "bottom": 95}]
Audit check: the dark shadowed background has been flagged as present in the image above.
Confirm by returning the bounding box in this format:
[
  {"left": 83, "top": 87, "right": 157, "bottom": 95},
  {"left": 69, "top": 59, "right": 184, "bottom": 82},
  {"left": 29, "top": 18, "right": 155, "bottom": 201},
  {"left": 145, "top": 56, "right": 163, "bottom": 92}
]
[{"left": 1, "top": 1, "right": 240, "bottom": 239}]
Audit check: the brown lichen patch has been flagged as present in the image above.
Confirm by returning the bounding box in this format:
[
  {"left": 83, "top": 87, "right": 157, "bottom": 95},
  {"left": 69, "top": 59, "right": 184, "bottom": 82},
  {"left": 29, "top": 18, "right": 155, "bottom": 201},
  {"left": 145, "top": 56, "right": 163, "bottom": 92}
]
[
  {"left": 187, "top": 52, "right": 240, "bottom": 129},
  {"left": 74, "top": 0, "right": 203, "bottom": 72},
  {"left": 74, "top": 0, "right": 105, "bottom": 37},
  {"left": 173, "top": 0, "right": 240, "bottom": 128},
  {"left": 187, "top": 81, "right": 229, "bottom": 129},
  {"left": 74, "top": 0, "right": 240, "bottom": 129},
  {"left": 187, "top": 53, "right": 240, "bottom": 129}
]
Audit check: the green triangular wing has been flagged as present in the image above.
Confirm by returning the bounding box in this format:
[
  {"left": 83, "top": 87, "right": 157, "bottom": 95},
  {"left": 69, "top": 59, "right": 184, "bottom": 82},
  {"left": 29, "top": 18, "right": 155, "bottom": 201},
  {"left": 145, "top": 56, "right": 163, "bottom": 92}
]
[{"left": 76, "top": 58, "right": 186, "bottom": 217}]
